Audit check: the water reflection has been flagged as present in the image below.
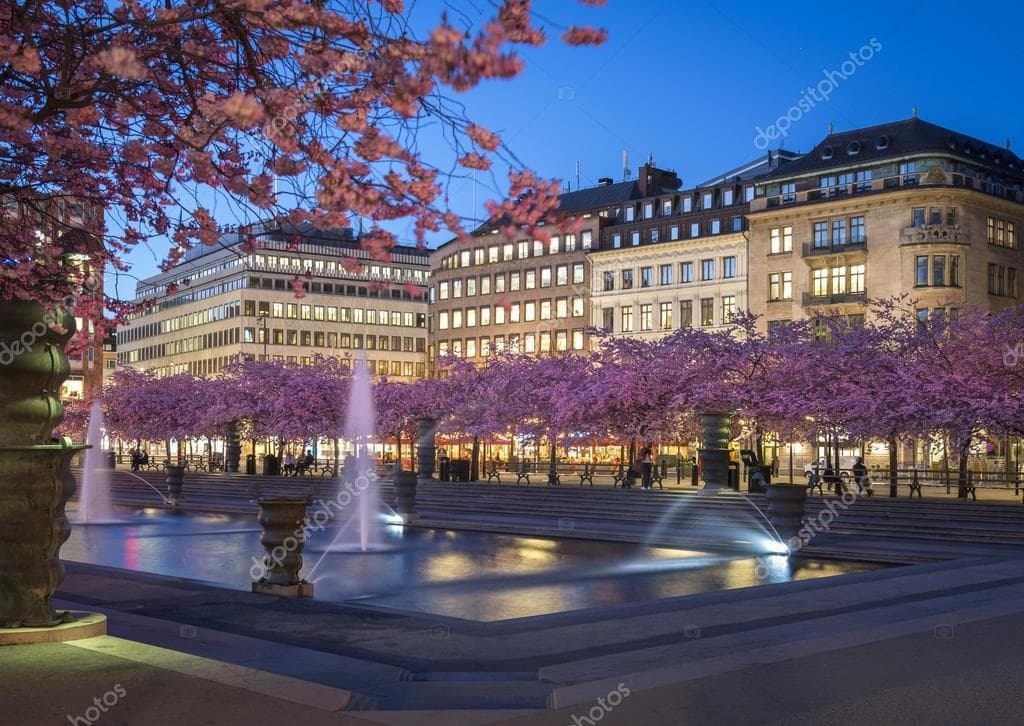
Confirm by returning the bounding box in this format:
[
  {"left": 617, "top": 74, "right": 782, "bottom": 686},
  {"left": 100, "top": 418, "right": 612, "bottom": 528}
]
[{"left": 62, "top": 508, "right": 882, "bottom": 621}]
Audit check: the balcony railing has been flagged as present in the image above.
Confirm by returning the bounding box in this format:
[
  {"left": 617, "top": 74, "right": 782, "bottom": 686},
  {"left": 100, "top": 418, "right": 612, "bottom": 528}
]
[
  {"left": 802, "top": 240, "right": 868, "bottom": 257},
  {"left": 751, "top": 169, "right": 1024, "bottom": 211},
  {"left": 802, "top": 291, "right": 867, "bottom": 306}
]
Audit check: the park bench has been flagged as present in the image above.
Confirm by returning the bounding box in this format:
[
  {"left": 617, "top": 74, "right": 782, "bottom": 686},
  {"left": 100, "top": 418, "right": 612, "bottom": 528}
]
[
  {"left": 486, "top": 461, "right": 502, "bottom": 483},
  {"left": 515, "top": 461, "right": 531, "bottom": 486},
  {"left": 578, "top": 463, "right": 594, "bottom": 487},
  {"left": 317, "top": 462, "right": 338, "bottom": 478}
]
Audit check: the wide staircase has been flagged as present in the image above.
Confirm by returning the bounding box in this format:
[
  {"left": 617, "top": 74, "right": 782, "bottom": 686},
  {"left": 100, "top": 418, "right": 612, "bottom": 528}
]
[{"left": 81, "top": 470, "right": 1024, "bottom": 551}]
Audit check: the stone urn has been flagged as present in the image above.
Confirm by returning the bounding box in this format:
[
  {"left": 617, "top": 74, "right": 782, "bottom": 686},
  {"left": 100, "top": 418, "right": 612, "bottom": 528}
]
[
  {"left": 415, "top": 416, "right": 437, "bottom": 480},
  {"left": 765, "top": 483, "right": 808, "bottom": 547},
  {"left": 0, "top": 302, "right": 87, "bottom": 628},
  {"left": 393, "top": 469, "right": 419, "bottom": 522},
  {"left": 698, "top": 412, "right": 732, "bottom": 490},
  {"left": 165, "top": 464, "right": 185, "bottom": 507},
  {"left": 252, "top": 497, "right": 313, "bottom": 597}
]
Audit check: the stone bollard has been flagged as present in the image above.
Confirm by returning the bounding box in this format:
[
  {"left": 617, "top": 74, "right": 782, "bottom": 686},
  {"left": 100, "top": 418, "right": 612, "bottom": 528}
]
[
  {"left": 252, "top": 498, "right": 314, "bottom": 598},
  {"left": 225, "top": 421, "right": 241, "bottom": 473},
  {"left": 165, "top": 465, "right": 185, "bottom": 508},
  {"left": 393, "top": 470, "right": 419, "bottom": 523},
  {"left": 765, "top": 483, "right": 808, "bottom": 547}
]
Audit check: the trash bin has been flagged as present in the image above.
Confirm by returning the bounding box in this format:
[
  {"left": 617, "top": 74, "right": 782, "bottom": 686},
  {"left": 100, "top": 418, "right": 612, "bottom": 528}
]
[
  {"left": 690, "top": 459, "right": 699, "bottom": 487},
  {"left": 439, "top": 456, "right": 451, "bottom": 481},
  {"left": 728, "top": 461, "right": 739, "bottom": 490},
  {"left": 263, "top": 454, "right": 279, "bottom": 476},
  {"left": 245, "top": 453, "right": 256, "bottom": 475},
  {"left": 104, "top": 451, "right": 116, "bottom": 469}
]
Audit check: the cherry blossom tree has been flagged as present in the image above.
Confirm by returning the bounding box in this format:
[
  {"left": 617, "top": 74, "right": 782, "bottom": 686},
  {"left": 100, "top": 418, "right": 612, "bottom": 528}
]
[
  {"left": 0, "top": 0, "right": 606, "bottom": 339},
  {"left": 103, "top": 367, "right": 208, "bottom": 461}
]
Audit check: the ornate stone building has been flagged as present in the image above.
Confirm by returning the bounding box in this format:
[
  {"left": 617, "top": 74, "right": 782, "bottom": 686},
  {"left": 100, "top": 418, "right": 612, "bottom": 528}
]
[{"left": 748, "top": 117, "right": 1023, "bottom": 331}]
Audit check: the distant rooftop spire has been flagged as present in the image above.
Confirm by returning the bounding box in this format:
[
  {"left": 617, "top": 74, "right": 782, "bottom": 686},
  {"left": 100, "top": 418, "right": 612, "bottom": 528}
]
[
  {"left": 912, "top": 105, "right": 918, "bottom": 118},
  {"left": 828, "top": 121, "right": 833, "bottom": 134}
]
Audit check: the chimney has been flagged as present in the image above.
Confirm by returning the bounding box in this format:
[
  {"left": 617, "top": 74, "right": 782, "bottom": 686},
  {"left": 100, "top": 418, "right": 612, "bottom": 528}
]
[{"left": 622, "top": 150, "right": 630, "bottom": 180}]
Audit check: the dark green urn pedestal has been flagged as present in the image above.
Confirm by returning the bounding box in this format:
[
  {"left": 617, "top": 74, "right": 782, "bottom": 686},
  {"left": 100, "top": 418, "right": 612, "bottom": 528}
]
[
  {"left": 416, "top": 417, "right": 437, "bottom": 480},
  {"left": 393, "top": 469, "right": 419, "bottom": 523},
  {"left": 0, "top": 302, "right": 87, "bottom": 628},
  {"left": 765, "top": 483, "right": 808, "bottom": 547},
  {"left": 698, "top": 412, "right": 732, "bottom": 491},
  {"left": 252, "top": 498, "right": 314, "bottom": 598},
  {"left": 166, "top": 464, "right": 185, "bottom": 507}
]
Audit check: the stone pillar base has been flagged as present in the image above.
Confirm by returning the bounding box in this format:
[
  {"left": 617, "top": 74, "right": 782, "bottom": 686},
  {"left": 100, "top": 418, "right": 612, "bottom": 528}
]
[
  {"left": 251, "top": 581, "right": 314, "bottom": 598},
  {"left": 0, "top": 611, "right": 106, "bottom": 645}
]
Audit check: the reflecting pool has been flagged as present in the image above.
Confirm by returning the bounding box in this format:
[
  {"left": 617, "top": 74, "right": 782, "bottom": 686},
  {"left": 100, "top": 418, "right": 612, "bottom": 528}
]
[{"left": 63, "top": 507, "right": 883, "bottom": 621}]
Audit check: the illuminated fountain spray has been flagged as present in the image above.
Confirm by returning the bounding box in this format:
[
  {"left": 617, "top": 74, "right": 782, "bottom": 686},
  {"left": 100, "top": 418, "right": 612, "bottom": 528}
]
[
  {"left": 343, "top": 356, "right": 379, "bottom": 552},
  {"left": 77, "top": 401, "right": 116, "bottom": 524}
]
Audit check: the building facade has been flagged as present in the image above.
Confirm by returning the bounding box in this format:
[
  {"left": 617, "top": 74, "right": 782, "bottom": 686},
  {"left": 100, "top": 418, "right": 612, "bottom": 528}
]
[
  {"left": 117, "top": 226, "right": 430, "bottom": 379},
  {"left": 428, "top": 158, "right": 801, "bottom": 361},
  {"left": 588, "top": 154, "right": 798, "bottom": 338},
  {"left": 749, "top": 118, "right": 1024, "bottom": 331}
]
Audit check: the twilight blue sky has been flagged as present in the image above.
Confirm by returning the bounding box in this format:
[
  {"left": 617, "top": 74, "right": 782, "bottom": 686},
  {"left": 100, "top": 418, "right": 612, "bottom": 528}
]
[{"left": 111, "top": 0, "right": 1024, "bottom": 295}]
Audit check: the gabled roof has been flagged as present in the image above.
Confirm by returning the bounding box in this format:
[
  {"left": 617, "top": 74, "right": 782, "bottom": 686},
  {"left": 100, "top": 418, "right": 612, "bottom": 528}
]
[{"left": 758, "top": 117, "right": 1024, "bottom": 182}]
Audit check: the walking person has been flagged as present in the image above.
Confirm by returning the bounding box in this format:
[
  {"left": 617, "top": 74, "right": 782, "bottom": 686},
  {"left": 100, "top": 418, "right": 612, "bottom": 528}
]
[
  {"left": 852, "top": 456, "right": 872, "bottom": 496},
  {"left": 640, "top": 444, "right": 654, "bottom": 490}
]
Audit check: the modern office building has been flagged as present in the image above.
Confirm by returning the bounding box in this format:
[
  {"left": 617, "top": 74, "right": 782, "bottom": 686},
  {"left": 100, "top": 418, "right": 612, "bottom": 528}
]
[
  {"left": 117, "top": 225, "right": 431, "bottom": 379},
  {"left": 748, "top": 117, "right": 1024, "bottom": 331}
]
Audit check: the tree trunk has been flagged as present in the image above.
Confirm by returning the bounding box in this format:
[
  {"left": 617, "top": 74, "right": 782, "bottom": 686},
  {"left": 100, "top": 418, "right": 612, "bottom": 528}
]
[
  {"left": 957, "top": 437, "right": 971, "bottom": 498},
  {"left": 470, "top": 436, "right": 480, "bottom": 481},
  {"left": 888, "top": 434, "right": 898, "bottom": 497},
  {"left": 547, "top": 438, "right": 558, "bottom": 486}
]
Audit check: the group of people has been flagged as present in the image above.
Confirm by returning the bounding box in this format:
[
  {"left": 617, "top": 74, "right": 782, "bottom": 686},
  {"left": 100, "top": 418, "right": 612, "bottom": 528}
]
[
  {"left": 620, "top": 443, "right": 657, "bottom": 490},
  {"left": 282, "top": 450, "right": 315, "bottom": 476},
  {"left": 809, "top": 456, "right": 873, "bottom": 496},
  {"left": 129, "top": 448, "right": 149, "bottom": 472}
]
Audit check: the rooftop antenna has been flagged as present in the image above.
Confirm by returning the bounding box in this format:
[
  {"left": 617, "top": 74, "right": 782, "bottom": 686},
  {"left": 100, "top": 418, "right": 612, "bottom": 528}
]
[
  {"left": 912, "top": 105, "right": 918, "bottom": 118},
  {"left": 828, "top": 122, "right": 833, "bottom": 134},
  {"left": 622, "top": 150, "right": 630, "bottom": 180},
  {"left": 575, "top": 161, "right": 580, "bottom": 191},
  {"left": 1007, "top": 138, "right": 1013, "bottom": 150}
]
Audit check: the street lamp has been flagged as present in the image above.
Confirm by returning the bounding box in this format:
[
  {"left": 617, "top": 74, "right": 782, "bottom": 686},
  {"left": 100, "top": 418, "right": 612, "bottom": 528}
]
[{"left": 257, "top": 311, "right": 269, "bottom": 360}]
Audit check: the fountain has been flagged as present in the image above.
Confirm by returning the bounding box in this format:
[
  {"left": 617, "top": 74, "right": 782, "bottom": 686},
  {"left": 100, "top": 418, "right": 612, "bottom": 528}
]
[
  {"left": 77, "top": 401, "right": 117, "bottom": 524},
  {"left": 342, "top": 356, "right": 380, "bottom": 553},
  {"left": 305, "top": 355, "right": 391, "bottom": 588}
]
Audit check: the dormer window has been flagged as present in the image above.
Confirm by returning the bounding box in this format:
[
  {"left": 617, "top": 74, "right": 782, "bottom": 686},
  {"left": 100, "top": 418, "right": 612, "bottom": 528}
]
[
  {"left": 876, "top": 135, "right": 889, "bottom": 150},
  {"left": 847, "top": 141, "right": 861, "bottom": 155},
  {"left": 821, "top": 146, "right": 834, "bottom": 160}
]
